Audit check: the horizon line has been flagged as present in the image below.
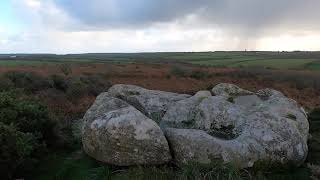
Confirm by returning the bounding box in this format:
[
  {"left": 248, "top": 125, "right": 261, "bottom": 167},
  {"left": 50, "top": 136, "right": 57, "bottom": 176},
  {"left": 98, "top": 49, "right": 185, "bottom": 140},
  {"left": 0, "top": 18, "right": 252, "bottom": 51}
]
[{"left": 1, "top": 50, "right": 320, "bottom": 56}]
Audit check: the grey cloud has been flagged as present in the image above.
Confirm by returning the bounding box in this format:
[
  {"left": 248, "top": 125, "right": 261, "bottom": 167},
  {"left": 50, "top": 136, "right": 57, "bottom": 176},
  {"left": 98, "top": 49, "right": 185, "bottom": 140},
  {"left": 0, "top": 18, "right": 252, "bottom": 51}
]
[
  {"left": 54, "top": 0, "right": 203, "bottom": 28},
  {"left": 54, "top": 0, "right": 320, "bottom": 31}
]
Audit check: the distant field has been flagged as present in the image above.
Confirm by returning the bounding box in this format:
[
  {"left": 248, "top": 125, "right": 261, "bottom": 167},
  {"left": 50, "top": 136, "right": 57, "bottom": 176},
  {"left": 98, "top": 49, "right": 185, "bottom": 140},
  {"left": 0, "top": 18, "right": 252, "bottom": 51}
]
[
  {"left": 192, "top": 58, "right": 317, "bottom": 69},
  {"left": 175, "top": 52, "right": 320, "bottom": 70},
  {"left": 230, "top": 59, "right": 316, "bottom": 69},
  {"left": 0, "top": 51, "right": 320, "bottom": 70},
  {"left": 0, "top": 60, "right": 57, "bottom": 66},
  {"left": 306, "top": 61, "right": 320, "bottom": 70},
  {"left": 0, "top": 59, "right": 132, "bottom": 66}
]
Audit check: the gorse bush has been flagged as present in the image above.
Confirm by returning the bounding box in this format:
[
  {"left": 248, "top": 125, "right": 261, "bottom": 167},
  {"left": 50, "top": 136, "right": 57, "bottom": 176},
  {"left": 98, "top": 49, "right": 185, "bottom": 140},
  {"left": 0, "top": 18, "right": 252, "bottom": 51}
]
[
  {"left": 0, "top": 71, "right": 107, "bottom": 179},
  {"left": 0, "top": 122, "right": 39, "bottom": 179},
  {"left": 3, "top": 71, "right": 51, "bottom": 92},
  {"left": 0, "top": 91, "right": 50, "bottom": 134},
  {"left": 0, "top": 91, "right": 56, "bottom": 179}
]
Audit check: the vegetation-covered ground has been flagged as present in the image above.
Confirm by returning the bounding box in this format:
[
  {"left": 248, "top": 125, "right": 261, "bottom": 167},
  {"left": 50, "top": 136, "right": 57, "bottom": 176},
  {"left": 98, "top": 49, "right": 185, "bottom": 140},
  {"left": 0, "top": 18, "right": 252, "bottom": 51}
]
[
  {"left": 0, "top": 52, "right": 320, "bottom": 179},
  {"left": 1, "top": 51, "right": 320, "bottom": 70}
]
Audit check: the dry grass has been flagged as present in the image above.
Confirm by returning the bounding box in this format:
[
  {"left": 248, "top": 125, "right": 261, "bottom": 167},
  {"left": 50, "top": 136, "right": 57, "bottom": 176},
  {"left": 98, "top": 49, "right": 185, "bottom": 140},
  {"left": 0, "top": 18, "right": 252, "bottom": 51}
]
[{"left": 0, "top": 63, "right": 319, "bottom": 109}]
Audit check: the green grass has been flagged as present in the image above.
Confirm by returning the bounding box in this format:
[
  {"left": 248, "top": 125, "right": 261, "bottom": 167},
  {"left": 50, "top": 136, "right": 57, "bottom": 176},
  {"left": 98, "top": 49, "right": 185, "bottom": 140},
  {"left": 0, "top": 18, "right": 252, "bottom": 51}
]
[
  {"left": 0, "top": 59, "right": 134, "bottom": 66},
  {"left": 0, "top": 60, "right": 58, "bottom": 66},
  {"left": 1, "top": 52, "right": 320, "bottom": 70},
  {"left": 306, "top": 61, "right": 320, "bottom": 70},
  {"left": 190, "top": 58, "right": 252, "bottom": 66},
  {"left": 191, "top": 58, "right": 319, "bottom": 70},
  {"left": 28, "top": 151, "right": 102, "bottom": 180},
  {"left": 164, "top": 52, "right": 320, "bottom": 70},
  {"left": 28, "top": 108, "right": 320, "bottom": 180},
  {"left": 230, "top": 59, "right": 316, "bottom": 69},
  {"left": 27, "top": 150, "right": 313, "bottom": 180}
]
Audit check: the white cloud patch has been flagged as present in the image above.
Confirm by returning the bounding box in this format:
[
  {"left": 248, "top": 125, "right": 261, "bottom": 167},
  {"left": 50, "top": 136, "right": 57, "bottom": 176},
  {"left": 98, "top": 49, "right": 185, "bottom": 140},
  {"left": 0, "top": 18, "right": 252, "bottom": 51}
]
[{"left": 23, "top": 0, "right": 41, "bottom": 9}]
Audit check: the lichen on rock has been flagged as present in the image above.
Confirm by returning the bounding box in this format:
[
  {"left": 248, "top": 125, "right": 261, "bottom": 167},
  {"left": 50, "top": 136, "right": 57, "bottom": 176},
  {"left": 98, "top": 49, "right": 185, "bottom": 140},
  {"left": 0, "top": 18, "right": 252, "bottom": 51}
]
[
  {"left": 82, "top": 93, "right": 171, "bottom": 166},
  {"left": 82, "top": 83, "right": 309, "bottom": 168}
]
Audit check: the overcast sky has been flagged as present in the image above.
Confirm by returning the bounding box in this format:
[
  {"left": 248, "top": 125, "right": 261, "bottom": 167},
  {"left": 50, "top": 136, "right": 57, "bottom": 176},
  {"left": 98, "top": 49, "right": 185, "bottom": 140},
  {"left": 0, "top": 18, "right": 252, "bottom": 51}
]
[{"left": 0, "top": 0, "right": 320, "bottom": 53}]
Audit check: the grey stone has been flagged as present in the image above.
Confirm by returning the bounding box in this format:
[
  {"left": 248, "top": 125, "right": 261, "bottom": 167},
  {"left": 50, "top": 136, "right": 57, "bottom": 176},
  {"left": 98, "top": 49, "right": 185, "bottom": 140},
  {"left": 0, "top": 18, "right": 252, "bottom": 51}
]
[
  {"left": 82, "top": 84, "right": 309, "bottom": 168},
  {"left": 108, "top": 84, "right": 191, "bottom": 122},
  {"left": 163, "top": 84, "right": 309, "bottom": 167},
  {"left": 82, "top": 93, "right": 171, "bottom": 166},
  {"left": 211, "top": 83, "right": 253, "bottom": 97}
]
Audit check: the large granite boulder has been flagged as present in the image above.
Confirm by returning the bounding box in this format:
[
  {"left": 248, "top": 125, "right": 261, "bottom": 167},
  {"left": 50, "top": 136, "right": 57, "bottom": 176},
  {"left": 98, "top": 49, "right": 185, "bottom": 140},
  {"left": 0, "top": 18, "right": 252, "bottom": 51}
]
[
  {"left": 82, "top": 83, "right": 309, "bottom": 168},
  {"left": 163, "top": 83, "right": 309, "bottom": 167},
  {"left": 108, "top": 84, "right": 191, "bottom": 123},
  {"left": 82, "top": 92, "right": 171, "bottom": 166}
]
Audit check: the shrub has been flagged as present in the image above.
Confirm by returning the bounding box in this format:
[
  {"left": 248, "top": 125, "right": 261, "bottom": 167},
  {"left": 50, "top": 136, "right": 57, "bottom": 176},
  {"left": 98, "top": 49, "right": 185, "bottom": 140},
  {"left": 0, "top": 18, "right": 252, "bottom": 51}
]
[
  {"left": 308, "top": 109, "right": 320, "bottom": 164},
  {"left": 59, "top": 64, "right": 72, "bottom": 76},
  {"left": 6, "top": 90, "right": 63, "bottom": 147},
  {"left": 189, "top": 70, "right": 209, "bottom": 79},
  {"left": 0, "top": 91, "right": 50, "bottom": 135},
  {"left": 0, "top": 77, "right": 14, "bottom": 91},
  {"left": 49, "top": 74, "right": 68, "bottom": 91},
  {"left": 66, "top": 75, "right": 111, "bottom": 101},
  {"left": 3, "top": 71, "right": 50, "bottom": 92},
  {"left": 0, "top": 122, "right": 38, "bottom": 179},
  {"left": 79, "top": 74, "right": 111, "bottom": 96},
  {"left": 170, "top": 65, "right": 189, "bottom": 77},
  {"left": 0, "top": 91, "right": 62, "bottom": 178},
  {"left": 66, "top": 78, "right": 88, "bottom": 102}
]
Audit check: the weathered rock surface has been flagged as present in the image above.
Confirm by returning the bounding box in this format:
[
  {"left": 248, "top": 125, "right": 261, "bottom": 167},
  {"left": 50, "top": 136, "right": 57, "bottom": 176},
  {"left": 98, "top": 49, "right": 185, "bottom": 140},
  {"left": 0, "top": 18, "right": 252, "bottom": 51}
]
[
  {"left": 211, "top": 83, "right": 253, "bottom": 96},
  {"left": 163, "top": 83, "right": 309, "bottom": 167},
  {"left": 108, "top": 84, "right": 191, "bottom": 122},
  {"left": 82, "top": 92, "right": 171, "bottom": 166},
  {"left": 82, "top": 83, "right": 309, "bottom": 168},
  {"left": 161, "top": 90, "right": 212, "bottom": 129}
]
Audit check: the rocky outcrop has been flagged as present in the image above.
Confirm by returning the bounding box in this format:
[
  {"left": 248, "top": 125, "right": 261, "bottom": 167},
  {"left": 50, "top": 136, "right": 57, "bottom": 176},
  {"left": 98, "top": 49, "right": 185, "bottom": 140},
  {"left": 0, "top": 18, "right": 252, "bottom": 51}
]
[
  {"left": 82, "top": 83, "right": 309, "bottom": 168},
  {"left": 82, "top": 93, "right": 171, "bottom": 166}
]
